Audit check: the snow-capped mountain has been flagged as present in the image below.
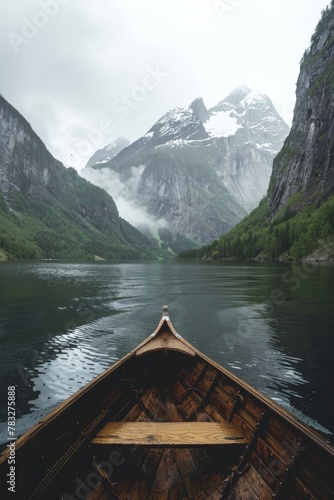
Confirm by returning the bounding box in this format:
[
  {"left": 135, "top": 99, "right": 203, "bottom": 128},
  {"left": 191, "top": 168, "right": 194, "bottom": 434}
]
[
  {"left": 82, "top": 86, "right": 289, "bottom": 248},
  {"left": 208, "top": 85, "right": 287, "bottom": 151},
  {"left": 85, "top": 137, "right": 130, "bottom": 169}
]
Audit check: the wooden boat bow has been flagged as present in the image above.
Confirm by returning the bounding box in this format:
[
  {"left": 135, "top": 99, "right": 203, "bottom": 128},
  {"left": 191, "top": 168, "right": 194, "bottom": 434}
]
[
  {"left": 135, "top": 305, "right": 196, "bottom": 357},
  {"left": 0, "top": 305, "right": 333, "bottom": 499}
]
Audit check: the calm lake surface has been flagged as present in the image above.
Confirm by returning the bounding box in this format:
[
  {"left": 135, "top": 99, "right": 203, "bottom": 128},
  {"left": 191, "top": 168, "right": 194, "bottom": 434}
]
[{"left": 0, "top": 260, "right": 334, "bottom": 445}]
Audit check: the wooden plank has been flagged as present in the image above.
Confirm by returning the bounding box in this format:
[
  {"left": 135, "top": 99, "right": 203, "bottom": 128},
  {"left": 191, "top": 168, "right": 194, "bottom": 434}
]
[
  {"left": 91, "top": 422, "right": 247, "bottom": 446},
  {"left": 134, "top": 411, "right": 151, "bottom": 423},
  {"left": 147, "top": 448, "right": 190, "bottom": 500},
  {"left": 262, "top": 414, "right": 304, "bottom": 465},
  {"left": 151, "top": 384, "right": 170, "bottom": 421},
  {"left": 296, "top": 465, "right": 334, "bottom": 500},
  {"left": 173, "top": 448, "right": 209, "bottom": 500},
  {"left": 197, "top": 379, "right": 212, "bottom": 398},
  {"left": 169, "top": 380, "right": 187, "bottom": 403},
  {"left": 166, "top": 460, "right": 189, "bottom": 499},
  {"left": 283, "top": 474, "right": 318, "bottom": 500},
  {"left": 202, "top": 365, "right": 220, "bottom": 386},
  {"left": 242, "top": 395, "right": 266, "bottom": 423},
  {"left": 191, "top": 448, "right": 223, "bottom": 495},
  {"left": 177, "top": 391, "right": 203, "bottom": 420},
  {"left": 147, "top": 447, "right": 188, "bottom": 500},
  {"left": 254, "top": 436, "right": 287, "bottom": 484},
  {"left": 126, "top": 448, "right": 165, "bottom": 499},
  {"left": 114, "top": 446, "right": 151, "bottom": 498},
  {"left": 110, "top": 389, "right": 138, "bottom": 421},
  {"left": 141, "top": 386, "right": 160, "bottom": 416},
  {"left": 215, "top": 377, "right": 240, "bottom": 400},
  {"left": 297, "top": 445, "right": 334, "bottom": 493},
  {"left": 236, "top": 405, "right": 258, "bottom": 429},
  {"left": 207, "top": 390, "right": 234, "bottom": 420},
  {"left": 203, "top": 404, "right": 226, "bottom": 422},
  {"left": 231, "top": 464, "right": 274, "bottom": 499},
  {"left": 249, "top": 450, "right": 281, "bottom": 491},
  {"left": 182, "top": 360, "right": 207, "bottom": 387},
  {"left": 122, "top": 403, "right": 142, "bottom": 422},
  {"left": 231, "top": 413, "right": 255, "bottom": 442},
  {"left": 166, "top": 393, "right": 183, "bottom": 422},
  {"left": 146, "top": 449, "right": 169, "bottom": 500}
]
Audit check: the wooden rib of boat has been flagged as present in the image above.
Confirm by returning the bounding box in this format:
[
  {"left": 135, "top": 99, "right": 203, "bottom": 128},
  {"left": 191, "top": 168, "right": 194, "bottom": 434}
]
[{"left": 1, "top": 306, "right": 334, "bottom": 499}]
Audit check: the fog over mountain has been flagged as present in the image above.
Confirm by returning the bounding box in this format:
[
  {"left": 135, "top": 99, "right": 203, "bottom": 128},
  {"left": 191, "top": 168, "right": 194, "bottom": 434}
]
[
  {"left": 0, "top": 94, "right": 165, "bottom": 260},
  {"left": 82, "top": 86, "right": 289, "bottom": 249},
  {"left": 84, "top": 164, "right": 168, "bottom": 231}
]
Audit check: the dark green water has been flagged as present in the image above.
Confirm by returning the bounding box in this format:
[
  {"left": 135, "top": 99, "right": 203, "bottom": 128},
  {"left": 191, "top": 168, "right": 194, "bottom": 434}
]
[{"left": 0, "top": 260, "right": 333, "bottom": 443}]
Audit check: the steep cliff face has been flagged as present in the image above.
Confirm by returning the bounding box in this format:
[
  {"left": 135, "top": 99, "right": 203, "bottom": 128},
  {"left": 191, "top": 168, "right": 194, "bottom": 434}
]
[
  {"left": 185, "top": 4, "right": 334, "bottom": 262},
  {"left": 0, "top": 97, "right": 61, "bottom": 200},
  {"left": 268, "top": 4, "right": 334, "bottom": 218},
  {"left": 0, "top": 95, "right": 161, "bottom": 260},
  {"left": 83, "top": 87, "right": 289, "bottom": 246}
]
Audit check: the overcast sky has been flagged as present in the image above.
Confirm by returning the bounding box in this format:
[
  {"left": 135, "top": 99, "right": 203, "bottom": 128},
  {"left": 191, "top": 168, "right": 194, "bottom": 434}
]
[{"left": 0, "top": 0, "right": 330, "bottom": 170}]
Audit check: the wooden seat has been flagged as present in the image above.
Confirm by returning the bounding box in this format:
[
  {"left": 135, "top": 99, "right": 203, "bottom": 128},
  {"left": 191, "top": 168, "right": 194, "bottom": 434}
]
[{"left": 91, "top": 421, "right": 247, "bottom": 446}]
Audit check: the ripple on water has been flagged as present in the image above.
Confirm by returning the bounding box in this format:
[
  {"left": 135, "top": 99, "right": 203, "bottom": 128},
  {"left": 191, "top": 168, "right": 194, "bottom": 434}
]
[{"left": 23, "top": 320, "right": 121, "bottom": 419}]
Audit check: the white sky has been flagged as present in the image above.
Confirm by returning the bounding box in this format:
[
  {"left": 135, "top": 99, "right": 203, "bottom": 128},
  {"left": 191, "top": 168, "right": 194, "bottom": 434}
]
[{"left": 0, "top": 0, "right": 330, "bottom": 170}]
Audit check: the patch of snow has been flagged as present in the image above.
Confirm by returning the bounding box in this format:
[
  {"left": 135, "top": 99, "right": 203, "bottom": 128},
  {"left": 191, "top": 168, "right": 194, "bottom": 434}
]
[
  {"left": 168, "top": 139, "right": 187, "bottom": 147},
  {"left": 256, "top": 142, "right": 275, "bottom": 152},
  {"left": 98, "top": 157, "right": 112, "bottom": 164},
  {"left": 204, "top": 111, "right": 241, "bottom": 138}
]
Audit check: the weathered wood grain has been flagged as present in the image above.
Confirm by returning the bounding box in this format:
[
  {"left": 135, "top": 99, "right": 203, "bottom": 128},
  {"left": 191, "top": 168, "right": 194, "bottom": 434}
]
[{"left": 92, "top": 422, "right": 247, "bottom": 446}]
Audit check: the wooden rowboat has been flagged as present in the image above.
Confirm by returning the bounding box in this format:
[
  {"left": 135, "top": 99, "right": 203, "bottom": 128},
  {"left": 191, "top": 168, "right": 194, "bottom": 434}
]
[{"left": 1, "top": 306, "right": 334, "bottom": 499}]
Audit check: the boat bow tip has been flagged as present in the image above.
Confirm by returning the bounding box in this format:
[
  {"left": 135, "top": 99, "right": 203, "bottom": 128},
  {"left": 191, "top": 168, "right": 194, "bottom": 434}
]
[
  {"left": 135, "top": 305, "right": 196, "bottom": 357},
  {"left": 162, "top": 304, "right": 170, "bottom": 321}
]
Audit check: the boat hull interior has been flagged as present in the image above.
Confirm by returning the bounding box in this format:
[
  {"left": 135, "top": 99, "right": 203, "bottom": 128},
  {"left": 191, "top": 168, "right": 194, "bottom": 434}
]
[{"left": 1, "top": 312, "right": 333, "bottom": 499}]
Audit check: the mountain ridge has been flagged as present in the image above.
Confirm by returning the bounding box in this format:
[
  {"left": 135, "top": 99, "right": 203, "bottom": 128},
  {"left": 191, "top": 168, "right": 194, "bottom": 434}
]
[
  {"left": 84, "top": 137, "right": 130, "bottom": 169},
  {"left": 0, "top": 94, "right": 164, "bottom": 260},
  {"left": 83, "top": 86, "right": 289, "bottom": 249}
]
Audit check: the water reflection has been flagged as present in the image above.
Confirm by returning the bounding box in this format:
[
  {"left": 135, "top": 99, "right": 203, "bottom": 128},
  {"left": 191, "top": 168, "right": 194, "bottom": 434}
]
[
  {"left": 28, "top": 327, "right": 115, "bottom": 409},
  {"left": 216, "top": 305, "right": 307, "bottom": 400}
]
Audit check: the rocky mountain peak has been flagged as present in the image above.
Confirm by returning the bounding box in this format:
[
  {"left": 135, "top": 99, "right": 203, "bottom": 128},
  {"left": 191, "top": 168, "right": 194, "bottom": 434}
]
[
  {"left": 145, "top": 101, "right": 208, "bottom": 146},
  {"left": 85, "top": 136, "right": 130, "bottom": 169},
  {"left": 190, "top": 97, "right": 209, "bottom": 123},
  {"left": 83, "top": 86, "right": 289, "bottom": 249},
  {"left": 212, "top": 85, "right": 252, "bottom": 112}
]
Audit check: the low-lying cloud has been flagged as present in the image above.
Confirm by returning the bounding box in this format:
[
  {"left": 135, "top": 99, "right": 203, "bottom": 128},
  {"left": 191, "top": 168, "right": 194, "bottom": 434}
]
[{"left": 81, "top": 165, "right": 167, "bottom": 231}]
